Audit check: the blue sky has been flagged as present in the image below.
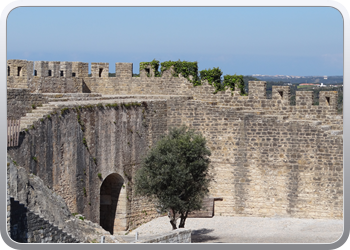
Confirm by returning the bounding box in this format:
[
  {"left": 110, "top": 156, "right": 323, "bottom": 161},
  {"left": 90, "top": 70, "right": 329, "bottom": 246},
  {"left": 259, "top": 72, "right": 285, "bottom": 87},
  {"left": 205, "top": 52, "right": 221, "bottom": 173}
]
[{"left": 7, "top": 7, "right": 343, "bottom": 76}]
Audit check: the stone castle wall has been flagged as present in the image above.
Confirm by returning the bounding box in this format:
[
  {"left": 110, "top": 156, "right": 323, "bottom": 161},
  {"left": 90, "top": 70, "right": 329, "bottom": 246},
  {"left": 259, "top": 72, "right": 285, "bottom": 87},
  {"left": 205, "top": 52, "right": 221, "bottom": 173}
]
[
  {"left": 8, "top": 198, "right": 80, "bottom": 243},
  {"left": 167, "top": 100, "right": 343, "bottom": 218},
  {"left": 7, "top": 88, "right": 48, "bottom": 119},
  {"left": 7, "top": 99, "right": 168, "bottom": 231},
  {"left": 6, "top": 60, "right": 344, "bottom": 131},
  {"left": 7, "top": 155, "right": 124, "bottom": 243},
  {"left": 6, "top": 59, "right": 343, "bottom": 241}
]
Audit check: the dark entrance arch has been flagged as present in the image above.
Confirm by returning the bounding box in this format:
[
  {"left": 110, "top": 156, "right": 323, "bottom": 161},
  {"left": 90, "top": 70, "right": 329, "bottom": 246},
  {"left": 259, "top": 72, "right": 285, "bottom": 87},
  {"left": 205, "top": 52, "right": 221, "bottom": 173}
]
[{"left": 100, "top": 173, "right": 126, "bottom": 234}]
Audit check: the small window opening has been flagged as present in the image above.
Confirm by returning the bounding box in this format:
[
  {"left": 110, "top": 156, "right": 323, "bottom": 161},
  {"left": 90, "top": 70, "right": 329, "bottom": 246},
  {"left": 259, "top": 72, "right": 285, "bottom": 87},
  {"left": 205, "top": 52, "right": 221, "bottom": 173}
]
[
  {"left": 8, "top": 66, "right": 10, "bottom": 76},
  {"left": 278, "top": 91, "right": 283, "bottom": 98},
  {"left": 34, "top": 70, "right": 37, "bottom": 76},
  {"left": 99, "top": 68, "right": 103, "bottom": 77},
  {"left": 48, "top": 70, "right": 52, "bottom": 76},
  {"left": 60, "top": 71, "right": 64, "bottom": 77},
  {"left": 72, "top": 72, "right": 76, "bottom": 77},
  {"left": 145, "top": 68, "right": 150, "bottom": 75},
  {"left": 17, "top": 67, "right": 22, "bottom": 76},
  {"left": 326, "top": 97, "right": 330, "bottom": 105}
]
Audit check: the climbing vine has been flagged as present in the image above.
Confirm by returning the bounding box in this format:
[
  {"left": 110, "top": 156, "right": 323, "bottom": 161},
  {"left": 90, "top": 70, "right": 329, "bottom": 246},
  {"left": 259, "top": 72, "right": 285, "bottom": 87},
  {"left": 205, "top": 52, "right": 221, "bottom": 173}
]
[
  {"left": 160, "top": 60, "right": 201, "bottom": 86},
  {"left": 223, "top": 74, "right": 246, "bottom": 95},
  {"left": 140, "top": 59, "right": 246, "bottom": 95},
  {"left": 140, "top": 59, "right": 161, "bottom": 77},
  {"left": 199, "top": 67, "right": 223, "bottom": 93}
]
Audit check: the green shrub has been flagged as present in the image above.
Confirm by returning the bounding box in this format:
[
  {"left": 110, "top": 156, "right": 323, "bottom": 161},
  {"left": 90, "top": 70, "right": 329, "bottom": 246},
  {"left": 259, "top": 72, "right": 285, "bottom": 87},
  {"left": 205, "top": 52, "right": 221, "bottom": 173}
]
[
  {"left": 140, "top": 59, "right": 161, "bottom": 77},
  {"left": 61, "top": 107, "right": 69, "bottom": 115},
  {"left": 223, "top": 74, "right": 246, "bottom": 95},
  {"left": 161, "top": 60, "right": 200, "bottom": 86},
  {"left": 199, "top": 67, "right": 223, "bottom": 93}
]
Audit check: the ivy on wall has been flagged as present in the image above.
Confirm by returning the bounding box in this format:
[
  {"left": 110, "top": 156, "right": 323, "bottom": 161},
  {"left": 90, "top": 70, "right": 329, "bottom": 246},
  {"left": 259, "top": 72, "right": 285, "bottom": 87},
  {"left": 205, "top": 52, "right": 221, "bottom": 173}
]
[
  {"left": 199, "top": 67, "right": 223, "bottom": 93},
  {"left": 139, "top": 59, "right": 246, "bottom": 95},
  {"left": 160, "top": 60, "right": 201, "bottom": 86},
  {"left": 223, "top": 74, "right": 246, "bottom": 96},
  {"left": 140, "top": 59, "right": 161, "bottom": 77}
]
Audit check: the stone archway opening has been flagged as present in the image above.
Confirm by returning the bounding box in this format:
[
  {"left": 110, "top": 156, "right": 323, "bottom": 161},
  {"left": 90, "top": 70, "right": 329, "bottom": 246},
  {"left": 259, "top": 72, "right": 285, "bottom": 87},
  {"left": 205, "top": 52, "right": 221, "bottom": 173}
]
[{"left": 100, "top": 173, "right": 127, "bottom": 234}]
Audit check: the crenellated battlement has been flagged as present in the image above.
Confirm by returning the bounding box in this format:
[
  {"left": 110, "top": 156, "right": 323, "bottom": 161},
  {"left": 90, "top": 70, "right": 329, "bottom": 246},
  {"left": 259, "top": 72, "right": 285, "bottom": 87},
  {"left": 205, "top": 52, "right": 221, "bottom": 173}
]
[{"left": 6, "top": 59, "right": 340, "bottom": 116}]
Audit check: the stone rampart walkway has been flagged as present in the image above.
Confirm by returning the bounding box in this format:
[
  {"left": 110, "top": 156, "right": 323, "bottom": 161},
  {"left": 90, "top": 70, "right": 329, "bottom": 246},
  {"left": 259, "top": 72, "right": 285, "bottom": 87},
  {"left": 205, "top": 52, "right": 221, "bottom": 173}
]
[{"left": 120, "top": 216, "right": 343, "bottom": 243}]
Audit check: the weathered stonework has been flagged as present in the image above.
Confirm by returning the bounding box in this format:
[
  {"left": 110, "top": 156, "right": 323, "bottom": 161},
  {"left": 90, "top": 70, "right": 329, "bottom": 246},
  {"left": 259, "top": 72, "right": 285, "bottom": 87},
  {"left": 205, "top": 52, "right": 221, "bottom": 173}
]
[
  {"left": 135, "top": 229, "right": 192, "bottom": 243},
  {"left": 7, "top": 88, "right": 48, "bottom": 119},
  {"left": 7, "top": 59, "right": 343, "bottom": 243}
]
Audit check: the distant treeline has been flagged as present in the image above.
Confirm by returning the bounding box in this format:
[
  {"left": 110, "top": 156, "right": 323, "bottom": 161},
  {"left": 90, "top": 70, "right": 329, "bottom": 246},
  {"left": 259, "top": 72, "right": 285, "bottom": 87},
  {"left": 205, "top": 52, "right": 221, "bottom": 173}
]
[{"left": 253, "top": 75, "right": 343, "bottom": 85}]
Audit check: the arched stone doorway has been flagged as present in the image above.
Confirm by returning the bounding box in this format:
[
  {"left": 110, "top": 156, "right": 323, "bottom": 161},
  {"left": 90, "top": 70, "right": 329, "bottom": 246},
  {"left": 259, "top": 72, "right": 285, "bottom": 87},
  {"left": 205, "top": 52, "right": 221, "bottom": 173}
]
[{"left": 100, "top": 173, "right": 127, "bottom": 234}]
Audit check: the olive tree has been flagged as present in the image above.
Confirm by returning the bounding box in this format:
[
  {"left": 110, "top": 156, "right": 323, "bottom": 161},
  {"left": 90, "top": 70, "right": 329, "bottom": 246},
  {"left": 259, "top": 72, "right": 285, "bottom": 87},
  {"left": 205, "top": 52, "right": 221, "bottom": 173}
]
[{"left": 135, "top": 126, "right": 211, "bottom": 229}]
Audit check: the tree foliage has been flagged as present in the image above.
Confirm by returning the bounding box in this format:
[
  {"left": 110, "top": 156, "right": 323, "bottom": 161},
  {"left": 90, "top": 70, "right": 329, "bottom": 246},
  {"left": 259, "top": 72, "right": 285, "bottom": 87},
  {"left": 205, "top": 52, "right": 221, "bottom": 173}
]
[
  {"left": 199, "top": 67, "right": 223, "bottom": 93},
  {"left": 161, "top": 60, "right": 201, "bottom": 86},
  {"left": 135, "top": 126, "right": 211, "bottom": 229},
  {"left": 138, "top": 59, "right": 246, "bottom": 95},
  {"left": 223, "top": 74, "right": 246, "bottom": 95}
]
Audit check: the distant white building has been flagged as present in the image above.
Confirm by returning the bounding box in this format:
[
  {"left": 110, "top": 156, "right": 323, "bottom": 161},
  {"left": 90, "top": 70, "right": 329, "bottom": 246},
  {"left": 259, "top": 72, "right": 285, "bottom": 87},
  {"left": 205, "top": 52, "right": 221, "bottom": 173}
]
[{"left": 324, "top": 76, "right": 328, "bottom": 80}]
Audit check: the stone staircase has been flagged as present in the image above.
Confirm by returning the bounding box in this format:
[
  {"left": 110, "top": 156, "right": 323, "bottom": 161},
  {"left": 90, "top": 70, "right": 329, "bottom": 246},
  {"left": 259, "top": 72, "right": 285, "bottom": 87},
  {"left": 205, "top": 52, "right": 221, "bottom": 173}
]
[
  {"left": 20, "top": 104, "right": 57, "bottom": 130},
  {"left": 9, "top": 197, "right": 79, "bottom": 243}
]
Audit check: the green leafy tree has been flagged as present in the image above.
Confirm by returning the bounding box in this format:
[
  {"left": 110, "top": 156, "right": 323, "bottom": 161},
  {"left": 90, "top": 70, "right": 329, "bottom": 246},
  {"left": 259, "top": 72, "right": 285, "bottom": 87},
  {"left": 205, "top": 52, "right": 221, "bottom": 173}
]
[{"left": 135, "top": 126, "right": 211, "bottom": 229}]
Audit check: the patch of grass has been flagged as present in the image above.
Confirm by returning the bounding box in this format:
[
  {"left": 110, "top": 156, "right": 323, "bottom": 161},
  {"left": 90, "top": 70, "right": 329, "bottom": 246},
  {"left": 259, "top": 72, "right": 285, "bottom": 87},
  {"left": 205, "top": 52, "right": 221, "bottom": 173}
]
[
  {"left": 79, "top": 216, "right": 85, "bottom": 221},
  {"left": 30, "top": 125, "right": 35, "bottom": 130},
  {"left": 82, "top": 137, "right": 88, "bottom": 147},
  {"left": 31, "top": 104, "right": 36, "bottom": 109},
  {"left": 83, "top": 104, "right": 94, "bottom": 110},
  {"left": 13, "top": 161, "right": 17, "bottom": 166},
  {"left": 47, "top": 115, "right": 51, "bottom": 119},
  {"left": 106, "top": 103, "right": 119, "bottom": 108},
  {"left": 93, "top": 157, "right": 97, "bottom": 165},
  {"left": 61, "top": 107, "right": 69, "bottom": 115},
  {"left": 72, "top": 212, "right": 78, "bottom": 216},
  {"left": 83, "top": 187, "right": 87, "bottom": 197},
  {"left": 98, "top": 173, "right": 102, "bottom": 179},
  {"left": 32, "top": 156, "right": 38, "bottom": 162},
  {"left": 123, "top": 103, "right": 132, "bottom": 109},
  {"left": 96, "top": 103, "right": 103, "bottom": 108}
]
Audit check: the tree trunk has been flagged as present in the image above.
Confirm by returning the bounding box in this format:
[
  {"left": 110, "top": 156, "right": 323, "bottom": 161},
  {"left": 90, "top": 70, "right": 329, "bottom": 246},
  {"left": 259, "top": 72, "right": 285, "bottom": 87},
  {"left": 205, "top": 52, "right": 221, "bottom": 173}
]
[
  {"left": 178, "top": 211, "right": 188, "bottom": 228},
  {"left": 170, "top": 220, "right": 177, "bottom": 230},
  {"left": 168, "top": 208, "right": 178, "bottom": 230}
]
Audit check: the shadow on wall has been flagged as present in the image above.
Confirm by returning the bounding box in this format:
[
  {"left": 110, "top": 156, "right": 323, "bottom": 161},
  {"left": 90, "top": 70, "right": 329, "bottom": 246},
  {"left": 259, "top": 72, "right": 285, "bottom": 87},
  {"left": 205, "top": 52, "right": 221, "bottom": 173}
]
[
  {"left": 9, "top": 198, "right": 28, "bottom": 243},
  {"left": 100, "top": 173, "right": 124, "bottom": 235}
]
